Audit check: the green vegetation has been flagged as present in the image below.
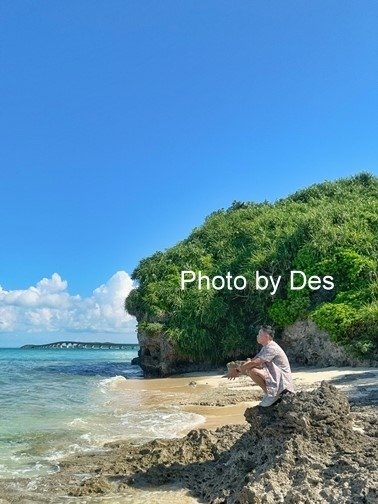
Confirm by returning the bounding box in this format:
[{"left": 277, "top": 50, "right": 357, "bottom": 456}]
[{"left": 126, "top": 173, "right": 378, "bottom": 361}]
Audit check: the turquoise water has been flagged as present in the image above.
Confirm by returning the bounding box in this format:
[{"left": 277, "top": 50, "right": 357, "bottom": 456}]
[{"left": 0, "top": 347, "right": 204, "bottom": 480}]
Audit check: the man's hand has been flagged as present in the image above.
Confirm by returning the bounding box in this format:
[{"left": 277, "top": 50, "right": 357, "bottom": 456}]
[{"left": 239, "top": 357, "right": 264, "bottom": 374}]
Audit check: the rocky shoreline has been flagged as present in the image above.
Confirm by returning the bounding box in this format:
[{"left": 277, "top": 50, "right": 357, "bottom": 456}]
[
  {"left": 52, "top": 384, "right": 378, "bottom": 503},
  {"left": 1, "top": 370, "right": 377, "bottom": 503}
]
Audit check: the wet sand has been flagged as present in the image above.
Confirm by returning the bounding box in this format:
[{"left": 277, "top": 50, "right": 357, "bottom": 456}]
[{"left": 117, "top": 365, "right": 378, "bottom": 430}]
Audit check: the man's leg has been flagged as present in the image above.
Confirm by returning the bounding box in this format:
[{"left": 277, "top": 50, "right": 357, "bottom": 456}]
[{"left": 246, "top": 368, "right": 267, "bottom": 393}]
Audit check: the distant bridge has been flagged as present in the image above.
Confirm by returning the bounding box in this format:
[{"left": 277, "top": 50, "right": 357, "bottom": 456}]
[{"left": 21, "top": 341, "right": 138, "bottom": 350}]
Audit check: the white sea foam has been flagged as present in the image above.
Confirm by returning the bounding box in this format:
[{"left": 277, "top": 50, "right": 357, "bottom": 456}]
[
  {"left": 118, "top": 410, "right": 205, "bottom": 439},
  {"left": 68, "top": 417, "right": 88, "bottom": 427},
  {"left": 98, "top": 375, "right": 128, "bottom": 392},
  {"left": 45, "top": 441, "right": 106, "bottom": 464},
  {"left": 79, "top": 433, "right": 94, "bottom": 443},
  {"left": 26, "top": 480, "right": 38, "bottom": 491}
]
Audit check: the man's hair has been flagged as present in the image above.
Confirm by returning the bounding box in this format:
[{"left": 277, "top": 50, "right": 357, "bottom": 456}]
[{"left": 259, "top": 325, "right": 275, "bottom": 338}]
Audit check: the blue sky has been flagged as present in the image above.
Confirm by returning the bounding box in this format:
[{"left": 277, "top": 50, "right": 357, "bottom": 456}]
[{"left": 1, "top": 1, "right": 377, "bottom": 345}]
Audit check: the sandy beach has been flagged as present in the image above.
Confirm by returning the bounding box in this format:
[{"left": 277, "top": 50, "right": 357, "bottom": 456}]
[
  {"left": 1, "top": 365, "right": 377, "bottom": 503},
  {"left": 114, "top": 365, "right": 378, "bottom": 430}
]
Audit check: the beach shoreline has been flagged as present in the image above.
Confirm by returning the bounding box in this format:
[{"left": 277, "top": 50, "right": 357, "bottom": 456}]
[
  {"left": 1, "top": 365, "right": 377, "bottom": 503},
  {"left": 114, "top": 365, "right": 378, "bottom": 431}
]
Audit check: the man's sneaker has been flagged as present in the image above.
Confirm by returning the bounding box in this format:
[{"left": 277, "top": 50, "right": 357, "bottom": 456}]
[{"left": 259, "top": 394, "right": 281, "bottom": 407}]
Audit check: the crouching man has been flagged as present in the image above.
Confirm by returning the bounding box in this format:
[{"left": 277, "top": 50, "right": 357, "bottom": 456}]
[{"left": 227, "top": 325, "right": 294, "bottom": 407}]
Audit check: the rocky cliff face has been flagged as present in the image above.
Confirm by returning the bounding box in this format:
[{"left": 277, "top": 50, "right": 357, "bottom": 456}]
[
  {"left": 136, "top": 329, "right": 216, "bottom": 376},
  {"left": 281, "top": 319, "right": 362, "bottom": 367},
  {"left": 135, "top": 318, "right": 371, "bottom": 376}
]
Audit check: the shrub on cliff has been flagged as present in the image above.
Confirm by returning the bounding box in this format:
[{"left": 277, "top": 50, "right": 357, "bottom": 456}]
[{"left": 125, "top": 173, "right": 378, "bottom": 362}]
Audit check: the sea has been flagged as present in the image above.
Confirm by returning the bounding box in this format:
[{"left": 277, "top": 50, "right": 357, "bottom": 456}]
[{"left": 0, "top": 347, "right": 205, "bottom": 486}]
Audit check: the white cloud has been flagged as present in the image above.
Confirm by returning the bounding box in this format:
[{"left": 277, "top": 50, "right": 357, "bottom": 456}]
[{"left": 0, "top": 271, "right": 137, "bottom": 336}]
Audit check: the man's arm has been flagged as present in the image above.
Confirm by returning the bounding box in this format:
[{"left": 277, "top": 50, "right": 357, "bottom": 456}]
[
  {"left": 227, "top": 357, "right": 265, "bottom": 379},
  {"left": 239, "top": 357, "right": 264, "bottom": 374}
]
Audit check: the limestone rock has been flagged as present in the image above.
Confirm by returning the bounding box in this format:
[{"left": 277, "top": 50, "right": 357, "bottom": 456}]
[
  {"left": 281, "top": 319, "right": 361, "bottom": 367},
  {"left": 18, "top": 383, "right": 377, "bottom": 503}
]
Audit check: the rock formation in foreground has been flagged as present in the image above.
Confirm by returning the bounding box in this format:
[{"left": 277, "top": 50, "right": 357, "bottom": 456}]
[{"left": 38, "top": 382, "right": 377, "bottom": 503}]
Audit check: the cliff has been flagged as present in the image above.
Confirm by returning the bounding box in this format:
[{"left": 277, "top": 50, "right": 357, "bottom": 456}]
[
  {"left": 136, "top": 326, "right": 221, "bottom": 376},
  {"left": 126, "top": 174, "right": 378, "bottom": 376}
]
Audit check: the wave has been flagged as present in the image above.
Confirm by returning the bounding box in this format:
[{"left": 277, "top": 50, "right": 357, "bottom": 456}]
[
  {"left": 98, "top": 375, "right": 129, "bottom": 390},
  {"left": 68, "top": 417, "right": 88, "bottom": 427},
  {"left": 117, "top": 409, "right": 206, "bottom": 439},
  {"left": 38, "top": 361, "right": 143, "bottom": 378}
]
